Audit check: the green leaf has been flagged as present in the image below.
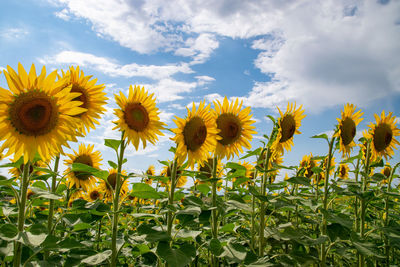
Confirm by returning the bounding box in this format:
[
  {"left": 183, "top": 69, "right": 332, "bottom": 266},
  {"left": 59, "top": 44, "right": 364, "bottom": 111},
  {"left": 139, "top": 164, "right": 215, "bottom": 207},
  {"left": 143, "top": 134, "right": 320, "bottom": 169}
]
[
  {"left": 137, "top": 224, "right": 170, "bottom": 243},
  {"left": 227, "top": 200, "right": 251, "bottom": 213},
  {"left": 371, "top": 172, "right": 387, "bottom": 182},
  {"left": 196, "top": 184, "right": 210, "bottom": 195},
  {"left": 311, "top": 133, "right": 329, "bottom": 142},
  {"left": 81, "top": 250, "right": 112, "bottom": 265},
  {"left": 0, "top": 224, "right": 18, "bottom": 241},
  {"left": 130, "top": 183, "right": 161, "bottom": 199},
  {"left": 73, "top": 223, "right": 92, "bottom": 231},
  {"left": 176, "top": 206, "right": 201, "bottom": 216},
  {"left": 209, "top": 238, "right": 223, "bottom": 256},
  {"left": 156, "top": 241, "right": 191, "bottom": 267},
  {"left": 226, "top": 162, "right": 247, "bottom": 171},
  {"left": 370, "top": 158, "right": 384, "bottom": 168},
  {"left": 220, "top": 223, "right": 235, "bottom": 233},
  {"left": 108, "top": 160, "right": 118, "bottom": 169},
  {"left": 104, "top": 139, "right": 121, "bottom": 151},
  {"left": 30, "top": 187, "right": 62, "bottom": 200},
  {"left": 58, "top": 238, "right": 84, "bottom": 249},
  {"left": 221, "top": 241, "right": 247, "bottom": 262},
  {"left": 240, "top": 148, "right": 262, "bottom": 160},
  {"left": 175, "top": 229, "right": 202, "bottom": 240},
  {"left": 286, "top": 176, "right": 311, "bottom": 187}
]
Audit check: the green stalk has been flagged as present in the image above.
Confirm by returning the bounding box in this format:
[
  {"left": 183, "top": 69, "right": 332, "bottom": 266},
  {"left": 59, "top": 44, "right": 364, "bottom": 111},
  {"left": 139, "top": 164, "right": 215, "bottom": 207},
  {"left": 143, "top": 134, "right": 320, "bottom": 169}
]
[
  {"left": 385, "top": 163, "right": 399, "bottom": 266},
  {"left": 259, "top": 148, "right": 271, "bottom": 257},
  {"left": 211, "top": 157, "right": 219, "bottom": 267},
  {"left": 110, "top": 135, "right": 126, "bottom": 267},
  {"left": 250, "top": 168, "right": 258, "bottom": 252},
  {"left": 320, "top": 136, "right": 335, "bottom": 267},
  {"left": 359, "top": 142, "right": 371, "bottom": 267},
  {"left": 13, "top": 161, "right": 31, "bottom": 267},
  {"left": 167, "top": 158, "right": 178, "bottom": 237},
  {"left": 44, "top": 156, "right": 60, "bottom": 259},
  {"left": 354, "top": 157, "right": 360, "bottom": 232}
]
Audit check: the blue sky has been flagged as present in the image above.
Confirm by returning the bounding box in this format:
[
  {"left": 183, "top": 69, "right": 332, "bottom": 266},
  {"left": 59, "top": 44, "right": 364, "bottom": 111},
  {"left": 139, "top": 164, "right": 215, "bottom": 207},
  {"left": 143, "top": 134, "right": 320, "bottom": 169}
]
[{"left": 1, "top": 0, "right": 400, "bottom": 179}]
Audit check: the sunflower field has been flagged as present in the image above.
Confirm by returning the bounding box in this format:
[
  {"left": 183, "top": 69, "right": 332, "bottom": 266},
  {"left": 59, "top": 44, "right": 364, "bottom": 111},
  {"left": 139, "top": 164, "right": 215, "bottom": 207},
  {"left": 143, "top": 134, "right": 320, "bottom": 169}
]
[{"left": 0, "top": 63, "right": 400, "bottom": 267}]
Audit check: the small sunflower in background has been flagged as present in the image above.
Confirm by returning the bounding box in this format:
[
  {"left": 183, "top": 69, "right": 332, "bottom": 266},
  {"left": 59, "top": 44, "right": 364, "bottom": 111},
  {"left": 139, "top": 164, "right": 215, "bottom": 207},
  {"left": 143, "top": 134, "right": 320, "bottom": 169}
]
[
  {"left": 381, "top": 164, "right": 392, "bottom": 184},
  {"left": 144, "top": 165, "right": 155, "bottom": 185},
  {"left": 9, "top": 157, "right": 47, "bottom": 177},
  {"left": 114, "top": 85, "right": 165, "bottom": 150},
  {"left": 65, "top": 144, "right": 102, "bottom": 191},
  {"left": 172, "top": 101, "right": 219, "bottom": 169},
  {"left": 334, "top": 104, "right": 363, "bottom": 157},
  {"left": 161, "top": 162, "right": 187, "bottom": 188},
  {"left": 214, "top": 97, "right": 257, "bottom": 160},
  {"left": 272, "top": 103, "right": 305, "bottom": 155},
  {"left": 300, "top": 153, "right": 319, "bottom": 179},
  {"left": 68, "top": 189, "right": 86, "bottom": 207},
  {"left": 85, "top": 187, "right": 102, "bottom": 202},
  {"left": 0, "top": 63, "right": 85, "bottom": 163},
  {"left": 232, "top": 161, "right": 253, "bottom": 187},
  {"left": 337, "top": 164, "right": 350, "bottom": 180},
  {"left": 322, "top": 156, "right": 336, "bottom": 176},
  {"left": 60, "top": 66, "right": 108, "bottom": 135},
  {"left": 100, "top": 168, "right": 129, "bottom": 203},
  {"left": 365, "top": 111, "right": 399, "bottom": 160}
]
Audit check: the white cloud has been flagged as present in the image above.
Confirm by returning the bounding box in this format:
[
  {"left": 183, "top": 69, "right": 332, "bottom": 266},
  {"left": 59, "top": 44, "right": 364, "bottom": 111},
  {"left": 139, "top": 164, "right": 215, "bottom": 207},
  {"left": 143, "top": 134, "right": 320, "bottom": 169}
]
[
  {"left": 142, "top": 78, "right": 197, "bottom": 102},
  {"left": 244, "top": 0, "right": 400, "bottom": 112},
  {"left": 0, "top": 28, "right": 29, "bottom": 39},
  {"left": 40, "top": 50, "right": 193, "bottom": 80},
  {"left": 195, "top": 75, "right": 215, "bottom": 86},
  {"left": 55, "top": 8, "right": 71, "bottom": 20},
  {"left": 175, "top": 33, "right": 219, "bottom": 64}
]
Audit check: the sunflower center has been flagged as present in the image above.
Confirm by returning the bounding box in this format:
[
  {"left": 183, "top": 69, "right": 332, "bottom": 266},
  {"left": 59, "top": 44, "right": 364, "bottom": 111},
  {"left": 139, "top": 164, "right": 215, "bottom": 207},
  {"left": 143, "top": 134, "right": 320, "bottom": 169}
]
[
  {"left": 9, "top": 91, "right": 58, "bottom": 136},
  {"left": 279, "top": 114, "right": 296, "bottom": 143},
  {"left": 383, "top": 167, "right": 391, "bottom": 178},
  {"left": 373, "top": 123, "right": 393, "bottom": 152},
  {"left": 73, "top": 155, "right": 93, "bottom": 181},
  {"left": 71, "top": 84, "right": 88, "bottom": 109},
  {"left": 217, "top": 113, "right": 242, "bottom": 146},
  {"left": 340, "top": 117, "right": 356, "bottom": 146},
  {"left": 183, "top": 116, "right": 207, "bottom": 151},
  {"left": 199, "top": 158, "right": 213, "bottom": 178},
  {"left": 89, "top": 190, "right": 100, "bottom": 201},
  {"left": 340, "top": 166, "right": 347, "bottom": 177},
  {"left": 124, "top": 103, "right": 150, "bottom": 132},
  {"left": 107, "top": 173, "right": 119, "bottom": 190}
]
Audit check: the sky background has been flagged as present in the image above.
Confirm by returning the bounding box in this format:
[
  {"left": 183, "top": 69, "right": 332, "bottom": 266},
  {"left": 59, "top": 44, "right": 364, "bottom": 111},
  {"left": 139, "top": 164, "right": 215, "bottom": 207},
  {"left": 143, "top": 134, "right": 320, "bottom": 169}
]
[{"left": 0, "top": 0, "right": 399, "bottom": 181}]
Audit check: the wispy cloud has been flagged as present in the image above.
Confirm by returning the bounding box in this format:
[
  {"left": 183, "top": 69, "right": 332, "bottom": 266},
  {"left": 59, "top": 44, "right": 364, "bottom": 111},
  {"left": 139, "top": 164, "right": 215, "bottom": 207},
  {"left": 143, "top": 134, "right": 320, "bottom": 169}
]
[{"left": 0, "top": 28, "right": 29, "bottom": 39}]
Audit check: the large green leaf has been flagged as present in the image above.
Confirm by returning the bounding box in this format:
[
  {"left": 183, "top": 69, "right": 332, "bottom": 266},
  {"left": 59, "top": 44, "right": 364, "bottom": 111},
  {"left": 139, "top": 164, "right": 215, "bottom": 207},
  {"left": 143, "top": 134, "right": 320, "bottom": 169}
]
[
  {"left": 0, "top": 224, "right": 18, "bottom": 241},
  {"left": 104, "top": 139, "right": 121, "bottom": 151},
  {"left": 156, "top": 241, "right": 192, "bottom": 267},
  {"left": 81, "top": 250, "right": 112, "bottom": 265},
  {"left": 130, "top": 183, "right": 161, "bottom": 199}
]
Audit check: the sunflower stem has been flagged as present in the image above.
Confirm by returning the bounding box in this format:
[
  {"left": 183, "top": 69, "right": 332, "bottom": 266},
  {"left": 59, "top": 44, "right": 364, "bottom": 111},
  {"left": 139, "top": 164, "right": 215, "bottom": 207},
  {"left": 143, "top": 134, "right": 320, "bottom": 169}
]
[
  {"left": 13, "top": 161, "right": 31, "bottom": 267},
  {"left": 359, "top": 141, "right": 371, "bottom": 267},
  {"left": 167, "top": 158, "right": 178, "bottom": 238},
  {"left": 259, "top": 147, "right": 271, "bottom": 257},
  {"left": 110, "top": 134, "right": 126, "bottom": 267},
  {"left": 385, "top": 163, "right": 399, "bottom": 266},
  {"left": 211, "top": 157, "right": 219, "bottom": 267},
  {"left": 44, "top": 156, "right": 60, "bottom": 259},
  {"left": 320, "top": 136, "right": 335, "bottom": 267}
]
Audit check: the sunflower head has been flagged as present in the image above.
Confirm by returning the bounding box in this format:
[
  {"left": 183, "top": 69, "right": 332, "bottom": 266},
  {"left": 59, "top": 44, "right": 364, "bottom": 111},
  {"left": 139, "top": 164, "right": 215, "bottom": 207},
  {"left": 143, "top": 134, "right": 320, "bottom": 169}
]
[
  {"left": 0, "top": 63, "right": 85, "bottom": 163},
  {"left": 114, "top": 85, "right": 165, "bottom": 150},
  {"left": 272, "top": 103, "right": 305, "bottom": 155},
  {"left": 380, "top": 164, "right": 392, "bottom": 184},
  {"left": 300, "top": 153, "right": 319, "bottom": 179},
  {"left": 144, "top": 165, "right": 155, "bottom": 184},
  {"left": 334, "top": 104, "right": 363, "bottom": 157},
  {"left": 365, "top": 111, "right": 400, "bottom": 160},
  {"left": 337, "top": 164, "right": 350, "bottom": 179},
  {"left": 64, "top": 144, "right": 102, "bottom": 191},
  {"left": 100, "top": 168, "right": 129, "bottom": 203},
  {"left": 214, "top": 97, "right": 257, "bottom": 160},
  {"left": 161, "top": 161, "right": 187, "bottom": 188},
  {"left": 172, "top": 101, "right": 219, "bottom": 169},
  {"left": 9, "top": 157, "right": 47, "bottom": 177},
  {"left": 322, "top": 156, "right": 336, "bottom": 176},
  {"left": 61, "top": 66, "right": 108, "bottom": 135},
  {"left": 86, "top": 187, "right": 102, "bottom": 202}
]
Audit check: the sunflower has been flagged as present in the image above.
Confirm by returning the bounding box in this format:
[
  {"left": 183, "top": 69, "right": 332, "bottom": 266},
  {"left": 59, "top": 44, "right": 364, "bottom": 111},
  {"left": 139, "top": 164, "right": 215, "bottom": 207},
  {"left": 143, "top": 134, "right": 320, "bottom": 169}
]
[
  {"left": 64, "top": 144, "right": 102, "bottom": 191},
  {"left": 99, "top": 168, "right": 129, "bottom": 203},
  {"left": 85, "top": 187, "right": 102, "bottom": 202},
  {"left": 214, "top": 97, "right": 257, "bottom": 160},
  {"left": 68, "top": 189, "right": 86, "bottom": 207},
  {"left": 334, "top": 104, "right": 363, "bottom": 157},
  {"left": 144, "top": 165, "right": 155, "bottom": 185},
  {"left": 232, "top": 161, "right": 253, "bottom": 186},
  {"left": 272, "top": 103, "right": 306, "bottom": 155},
  {"left": 381, "top": 164, "right": 391, "bottom": 184},
  {"left": 114, "top": 85, "right": 165, "bottom": 150},
  {"left": 322, "top": 156, "right": 336, "bottom": 176},
  {"left": 365, "top": 111, "right": 400, "bottom": 160},
  {"left": 0, "top": 64, "right": 84, "bottom": 163},
  {"left": 9, "top": 157, "right": 47, "bottom": 177},
  {"left": 60, "top": 66, "right": 108, "bottom": 135},
  {"left": 161, "top": 162, "right": 187, "bottom": 188},
  {"left": 172, "top": 101, "right": 219, "bottom": 169},
  {"left": 300, "top": 153, "right": 319, "bottom": 179},
  {"left": 258, "top": 149, "right": 284, "bottom": 178},
  {"left": 337, "top": 164, "right": 350, "bottom": 179}
]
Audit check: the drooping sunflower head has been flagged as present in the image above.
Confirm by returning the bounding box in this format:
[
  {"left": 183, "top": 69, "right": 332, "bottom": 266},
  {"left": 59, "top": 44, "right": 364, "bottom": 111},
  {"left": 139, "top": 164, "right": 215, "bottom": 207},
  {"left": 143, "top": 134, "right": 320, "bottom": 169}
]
[
  {"left": 64, "top": 144, "right": 102, "bottom": 191},
  {"left": 322, "top": 156, "right": 336, "bottom": 176},
  {"left": 381, "top": 164, "right": 392, "bottom": 184},
  {"left": 99, "top": 168, "right": 129, "bottom": 203},
  {"left": 299, "top": 153, "right": 319, "bottom": 179},
  {"left": 144, "top": 165, "right": 155, "bottom": 185},
  {"left": 161, "top": 162, "right": 187, "bottom": 188},
  {"left": 0, "top": 63, "right": 85, "bottom": 163},
  {"left": 114, "top": 85, "right": 166, "bottom": 150},
  {"left": 60, "top": 66, "right": 108, "bottom": 135},
  {"left": 365, "top": 111, "right": 400, "bottom": 160},
  {"left": 9, "top": 157, "right": 47, "bottom": 177},
  {"left": 272, "top": 103, "right": 306, "bottom": 155},
  {"left": 337, "top": 164, "right": 350, "bottom": 180},
  {"left": 334, "top": 104, "right": 363, "bottom": 157},
  {"left": 232, "top": 161, "right": 254, "bottom": 187},
  {"left": 172, "top": 101, "right": 219, "bottom": 169},
  {"left": 198, "top": 158, "right": 224, "bottom": 178},
  {"left": 214, "top": 97, "right": 257, "bottom": 160}
]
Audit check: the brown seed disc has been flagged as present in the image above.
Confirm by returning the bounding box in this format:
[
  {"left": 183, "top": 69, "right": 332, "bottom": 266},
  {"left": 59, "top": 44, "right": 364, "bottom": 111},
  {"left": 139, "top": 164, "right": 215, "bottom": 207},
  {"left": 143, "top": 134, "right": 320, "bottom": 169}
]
[
  {"left": 107, "top": 173, "right": 118, "bottom": 190},
  {"left": 216, "top": 113, "right": 242, "bottom": 146},
  {"left": 340, "top": 117, "right": 356, "bottom": 146},
  {"left": 183, "top": 116, "right": 207, "bottom": 151},
  {"left": 73, "top": 155, "right": 94, "bottom": 181},
  {"left": 89, "top": 190, "right": 100, "bottom": 201},
  {"left": 71, "top": 84, "right": 88, "bottom": 109},
  {"left": 373, "top": 123, "right": 393, "bottom": 152},
  {"left": 124, "top": 103, "right": 150, "bottom": 132},
  {"left": 9, "top": 91, "right": 58, "bottom": 136},
  {"left": 279, "top": 114, "right": 296, "bottom": 143}
]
